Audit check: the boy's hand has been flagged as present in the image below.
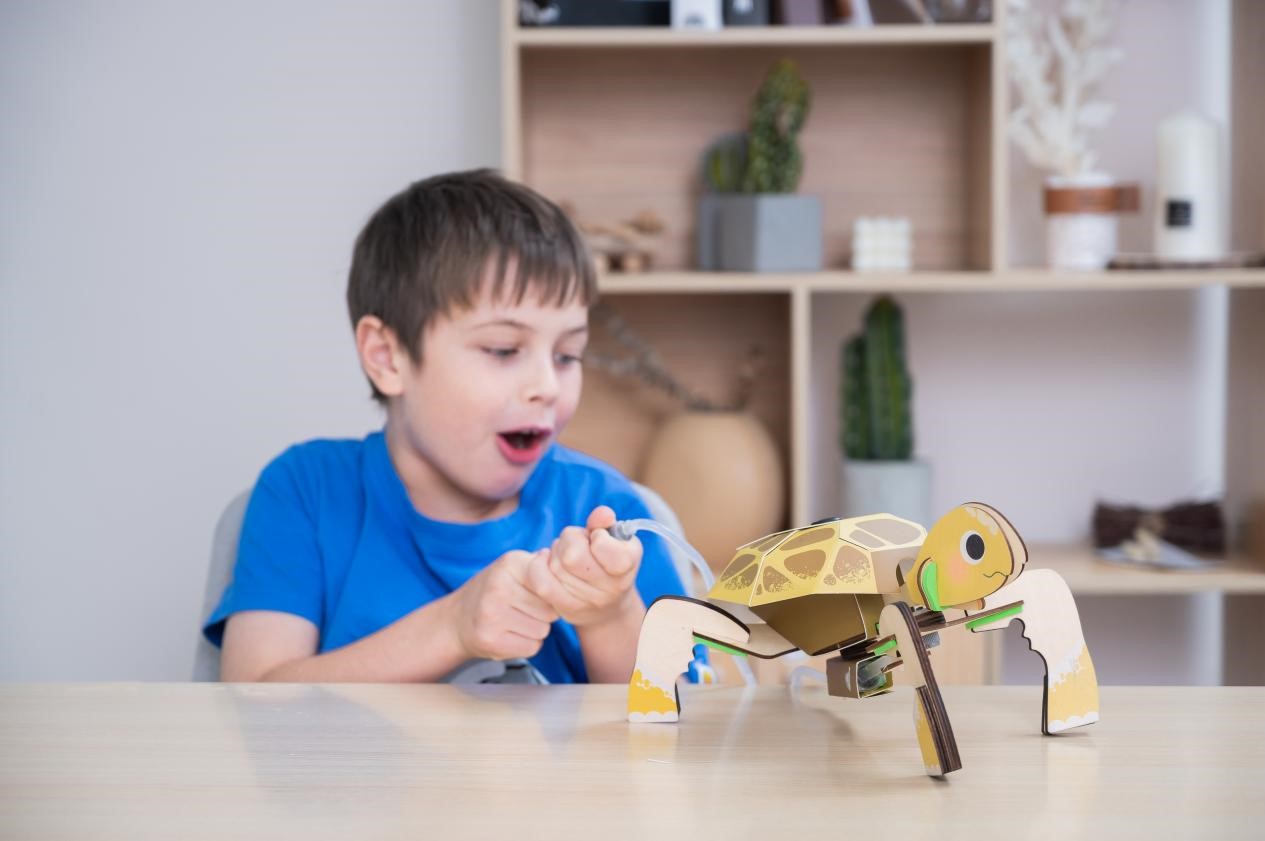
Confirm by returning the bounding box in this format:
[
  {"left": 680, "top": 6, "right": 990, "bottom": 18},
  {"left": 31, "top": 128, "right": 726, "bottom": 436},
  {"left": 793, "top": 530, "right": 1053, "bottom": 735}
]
[
  {"left": 527, "top": 506, "right": 644, "bottom": 628},
  {"left": 447, "top": 550, "right": 560, "bottom": 661}
]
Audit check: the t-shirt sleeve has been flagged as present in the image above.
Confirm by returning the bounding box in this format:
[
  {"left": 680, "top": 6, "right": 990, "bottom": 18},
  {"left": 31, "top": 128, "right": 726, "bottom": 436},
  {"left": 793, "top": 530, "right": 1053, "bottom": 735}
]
[{"left": 202, "top": 452, "right": 324, "bottom": 647}]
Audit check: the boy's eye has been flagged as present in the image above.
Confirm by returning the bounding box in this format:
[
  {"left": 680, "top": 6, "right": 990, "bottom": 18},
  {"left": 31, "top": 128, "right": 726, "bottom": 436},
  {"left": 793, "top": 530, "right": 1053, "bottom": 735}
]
[{"left": 483, "top": 347, "right": 518, "bottom": 360}]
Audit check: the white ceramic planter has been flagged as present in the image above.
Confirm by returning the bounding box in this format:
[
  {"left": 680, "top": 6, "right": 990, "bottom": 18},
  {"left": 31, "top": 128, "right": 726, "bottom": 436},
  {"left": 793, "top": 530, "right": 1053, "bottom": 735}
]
[
  {"left": 1044, "top": 173, "right": 1119, "bottom": 271},
  {"left": 840, "top": 459, "right": 932, "bottom": 527}
]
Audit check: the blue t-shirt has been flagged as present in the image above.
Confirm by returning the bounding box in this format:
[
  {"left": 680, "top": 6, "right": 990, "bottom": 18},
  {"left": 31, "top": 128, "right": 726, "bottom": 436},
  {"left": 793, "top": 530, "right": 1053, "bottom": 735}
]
[{"left": 203, "top": 430, "right": 684, "bottom": 683}]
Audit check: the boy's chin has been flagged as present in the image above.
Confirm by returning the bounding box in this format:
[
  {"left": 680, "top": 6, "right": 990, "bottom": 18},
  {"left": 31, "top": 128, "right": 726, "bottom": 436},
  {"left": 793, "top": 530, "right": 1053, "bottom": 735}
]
[
  {"left": 471, "top": 445, "right": 550, "bottom": 504},
  {"left": 478, "top": 471, "right": 531, "bottom": 503}
]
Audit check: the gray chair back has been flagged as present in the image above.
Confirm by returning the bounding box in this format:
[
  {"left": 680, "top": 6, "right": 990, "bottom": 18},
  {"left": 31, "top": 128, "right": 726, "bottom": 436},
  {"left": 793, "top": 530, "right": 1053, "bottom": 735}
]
[{"left": 192, "top": 490, "right": 249, "bottom": 681}]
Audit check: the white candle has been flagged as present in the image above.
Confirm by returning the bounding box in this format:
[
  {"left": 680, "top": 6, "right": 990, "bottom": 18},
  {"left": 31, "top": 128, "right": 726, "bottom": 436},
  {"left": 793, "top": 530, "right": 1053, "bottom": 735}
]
[{"left": 1154, "top": 112, "right": 1224, "bottom": 261}]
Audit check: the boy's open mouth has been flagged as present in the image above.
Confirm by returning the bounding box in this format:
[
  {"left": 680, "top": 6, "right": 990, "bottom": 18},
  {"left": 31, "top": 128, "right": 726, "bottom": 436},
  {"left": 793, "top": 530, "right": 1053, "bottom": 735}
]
[{"left": 496, "top": 427, "right": 551, "bottom": 465}]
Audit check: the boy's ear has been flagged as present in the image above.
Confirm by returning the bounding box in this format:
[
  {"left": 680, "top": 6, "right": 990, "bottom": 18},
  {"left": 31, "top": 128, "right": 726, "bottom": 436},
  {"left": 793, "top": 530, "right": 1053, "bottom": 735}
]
[{"left": 354, "top": 316, "right": 410, "bottom": 398}]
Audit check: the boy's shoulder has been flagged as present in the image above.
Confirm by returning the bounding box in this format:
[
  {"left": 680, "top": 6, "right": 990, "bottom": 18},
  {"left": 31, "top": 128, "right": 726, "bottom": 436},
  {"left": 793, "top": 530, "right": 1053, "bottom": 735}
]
[{"left": 256, "top": 433, "right": 376, "bottom": 496}]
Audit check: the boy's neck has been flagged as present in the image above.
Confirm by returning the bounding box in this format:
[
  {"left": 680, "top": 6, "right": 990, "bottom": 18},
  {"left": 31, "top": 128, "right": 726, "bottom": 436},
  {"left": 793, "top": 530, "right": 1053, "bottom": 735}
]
[{"left": 382, "top": 421, "right": 518, "bottom": 524}]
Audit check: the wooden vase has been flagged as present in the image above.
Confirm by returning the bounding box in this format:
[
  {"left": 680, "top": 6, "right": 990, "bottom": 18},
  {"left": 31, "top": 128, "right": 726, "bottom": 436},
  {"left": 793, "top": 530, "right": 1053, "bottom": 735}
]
[{"left": 640, "top": 411, "right": 785, "bottom": 573}]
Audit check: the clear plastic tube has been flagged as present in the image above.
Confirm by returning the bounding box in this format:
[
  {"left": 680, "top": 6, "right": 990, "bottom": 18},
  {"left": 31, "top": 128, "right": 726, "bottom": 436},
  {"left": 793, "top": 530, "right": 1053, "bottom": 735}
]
[
  {"left": 611, "top": 518, "right": 715, "bottom": 590},
  {"left": 788, "top": 665, "right": 828, "bottom": 692},
  {"left": 612, "top": 518, "right": 757, "bottom": 687}
]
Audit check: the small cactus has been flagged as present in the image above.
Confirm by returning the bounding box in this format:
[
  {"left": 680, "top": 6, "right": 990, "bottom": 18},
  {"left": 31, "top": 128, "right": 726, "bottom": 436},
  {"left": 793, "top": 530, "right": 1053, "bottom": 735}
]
[
  {"left": 701, "top": 60, "right": 810, "bottom": 195},
  {"left": 743, "top": 59, "right": 810, "bottom": 194},
  {"left": 840, "top": 296, "right": 914, "bottom": 460},
  {"left": 841, "top": 335, "right": 871, "bottom": 459}
]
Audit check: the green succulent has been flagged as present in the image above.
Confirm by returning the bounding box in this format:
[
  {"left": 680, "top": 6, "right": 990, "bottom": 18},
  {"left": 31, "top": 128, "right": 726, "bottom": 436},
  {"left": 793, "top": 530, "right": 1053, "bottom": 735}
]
[
  {"left": 841, "top": 296, "right": 914, "bottom": 461},
  {"left": 703, "top": 60, "right": 811, "bottom": 194}
]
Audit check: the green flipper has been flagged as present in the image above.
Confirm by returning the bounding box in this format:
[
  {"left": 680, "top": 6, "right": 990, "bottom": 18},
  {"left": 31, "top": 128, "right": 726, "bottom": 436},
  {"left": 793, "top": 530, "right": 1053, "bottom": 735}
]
[
  {"left": 966, "top": 603, "right": 1023, "bottom": 630},
  {"left": 694, "top": 635, "right": 747, "bottom": 657},
  {"left": 920, "top": 561, "right": 943, "bottom": 612}
]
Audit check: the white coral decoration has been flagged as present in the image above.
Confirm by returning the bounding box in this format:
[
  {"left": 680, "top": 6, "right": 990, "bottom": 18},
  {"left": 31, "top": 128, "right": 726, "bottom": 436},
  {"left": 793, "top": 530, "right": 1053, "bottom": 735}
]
[{"left": 1006, "top": 0, "right": 1123, "bottom": 177}]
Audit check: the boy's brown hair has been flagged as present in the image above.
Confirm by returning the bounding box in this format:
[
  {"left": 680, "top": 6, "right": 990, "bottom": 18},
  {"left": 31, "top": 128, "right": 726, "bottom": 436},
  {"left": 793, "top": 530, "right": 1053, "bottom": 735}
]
[{"left": 347, "top": 169, "right": 597, "bottom": 403}]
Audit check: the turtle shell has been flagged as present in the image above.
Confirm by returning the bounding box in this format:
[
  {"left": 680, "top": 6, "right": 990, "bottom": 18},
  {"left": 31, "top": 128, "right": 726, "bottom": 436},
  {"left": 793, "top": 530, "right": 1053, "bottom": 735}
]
[{"left": 707, "top": 514, "right": 926, "bottom": 608}]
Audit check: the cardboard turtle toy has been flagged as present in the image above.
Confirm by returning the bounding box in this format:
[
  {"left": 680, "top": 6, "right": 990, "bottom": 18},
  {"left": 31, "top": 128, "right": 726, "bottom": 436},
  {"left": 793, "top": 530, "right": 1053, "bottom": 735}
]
[{"left": 626, "top": 502, "right": 1100, "bottom": 777}]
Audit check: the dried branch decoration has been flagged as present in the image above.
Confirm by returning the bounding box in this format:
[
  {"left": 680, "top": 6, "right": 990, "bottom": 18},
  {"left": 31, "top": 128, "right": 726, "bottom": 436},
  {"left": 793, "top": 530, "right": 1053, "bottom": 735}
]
[
  {"left": 1006, "top": 0, "right": 1123, "bottom": 177},
  {"left": 585, "top": 303, "right": 765, "bottom": 412}
]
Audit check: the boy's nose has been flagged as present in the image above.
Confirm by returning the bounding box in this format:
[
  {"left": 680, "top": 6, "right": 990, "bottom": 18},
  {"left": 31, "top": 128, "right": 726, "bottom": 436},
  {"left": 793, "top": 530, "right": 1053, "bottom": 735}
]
[{"left": 524, "top": 354, "right": 560, "bottom": 405}]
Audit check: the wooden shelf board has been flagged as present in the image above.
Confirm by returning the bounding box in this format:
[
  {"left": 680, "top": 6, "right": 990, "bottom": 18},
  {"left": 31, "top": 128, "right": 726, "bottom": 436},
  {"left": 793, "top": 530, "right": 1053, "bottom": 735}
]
[
  {"left": 996, "top": 268, "right": 1265, "bottom": 291},
  {"left": 515, "top": 24, "right": 996, "bottom": 49},
  {"left": 598, "top": 272, "right": 802, "bottom": 294},
  {"left": 596, "top": 269, "right": 1265, "bottom": 294},
  {"left": 1030, "top": 544, "right": 1265, "bottom": 595}
]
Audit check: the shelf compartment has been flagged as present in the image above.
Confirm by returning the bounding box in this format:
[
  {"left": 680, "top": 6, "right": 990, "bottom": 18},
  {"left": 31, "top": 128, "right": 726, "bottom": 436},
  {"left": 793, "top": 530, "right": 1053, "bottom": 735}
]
[
  {"left": 519, "top": 43, "right": 994, "bottom": 272},
  {"left": 808, "top": 288, "right": 1231, "bottom": 546},
  {"left": 559, "top": 293, "right": 792, "bottom": 514}
]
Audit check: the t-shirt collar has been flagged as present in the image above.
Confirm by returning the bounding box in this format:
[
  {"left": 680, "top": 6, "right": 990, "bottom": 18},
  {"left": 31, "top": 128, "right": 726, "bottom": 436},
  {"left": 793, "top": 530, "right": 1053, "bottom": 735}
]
[{"left": 364, "top": 427, "right": 554, "bottom": 559}]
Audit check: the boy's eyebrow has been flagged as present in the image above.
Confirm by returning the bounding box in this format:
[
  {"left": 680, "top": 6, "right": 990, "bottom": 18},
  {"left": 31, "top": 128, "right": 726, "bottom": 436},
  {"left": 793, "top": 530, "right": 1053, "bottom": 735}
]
[{"left": 471, "top": 318, "right": 588, "bottom": 335}]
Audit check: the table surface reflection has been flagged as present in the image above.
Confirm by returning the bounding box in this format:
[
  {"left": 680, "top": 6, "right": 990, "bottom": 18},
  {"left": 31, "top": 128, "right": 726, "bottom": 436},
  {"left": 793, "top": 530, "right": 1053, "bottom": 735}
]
[{"left": 1, "top": 683, "right": 1261, "bottom": 840}]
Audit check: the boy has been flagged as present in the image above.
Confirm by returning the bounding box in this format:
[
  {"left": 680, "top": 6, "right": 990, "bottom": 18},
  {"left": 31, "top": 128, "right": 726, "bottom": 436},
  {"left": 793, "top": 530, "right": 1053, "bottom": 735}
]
[{"left": 204, "top": 170, "right": 684, "bottom": 683}]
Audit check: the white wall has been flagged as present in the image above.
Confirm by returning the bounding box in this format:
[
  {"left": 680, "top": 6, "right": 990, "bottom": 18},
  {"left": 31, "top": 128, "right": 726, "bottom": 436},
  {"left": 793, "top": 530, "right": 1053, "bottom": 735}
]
[{"left": 0, "top": 0, "right": 501, "bottom": 680}]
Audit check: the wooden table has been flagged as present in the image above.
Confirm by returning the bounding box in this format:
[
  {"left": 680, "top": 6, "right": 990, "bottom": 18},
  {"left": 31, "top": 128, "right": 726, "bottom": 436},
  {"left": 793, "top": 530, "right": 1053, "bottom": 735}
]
[{"left": 2, "top": 683, "right": 1261, "bottom": 840}]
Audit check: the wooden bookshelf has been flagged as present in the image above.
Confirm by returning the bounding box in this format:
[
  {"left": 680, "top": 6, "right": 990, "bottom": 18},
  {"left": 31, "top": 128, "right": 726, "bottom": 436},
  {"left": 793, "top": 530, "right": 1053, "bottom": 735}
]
[{"left": 500, "top": 1, "right": 1265, "bottom": 681}]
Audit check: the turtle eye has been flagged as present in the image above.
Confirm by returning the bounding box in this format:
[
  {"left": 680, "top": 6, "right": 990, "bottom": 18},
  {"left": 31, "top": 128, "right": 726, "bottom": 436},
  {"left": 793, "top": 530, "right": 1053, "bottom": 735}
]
[{"left": 960, "top": 531, "right": 986, "bottom": 564}]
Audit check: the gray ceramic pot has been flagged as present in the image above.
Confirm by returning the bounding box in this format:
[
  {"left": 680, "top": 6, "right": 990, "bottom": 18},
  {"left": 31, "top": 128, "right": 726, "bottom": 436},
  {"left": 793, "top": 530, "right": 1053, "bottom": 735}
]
[
  {"left": 840, "top": 459, "right": 933, "bottom": 527},
  {"left": 697, "top": 193, "right": 823, "bottom": 272}
]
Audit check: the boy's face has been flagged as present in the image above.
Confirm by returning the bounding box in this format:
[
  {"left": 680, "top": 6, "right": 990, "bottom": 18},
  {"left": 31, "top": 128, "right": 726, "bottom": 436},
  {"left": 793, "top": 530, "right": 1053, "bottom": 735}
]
[{"left": 390, "top": 275, "right": 589, "bottom": 514}]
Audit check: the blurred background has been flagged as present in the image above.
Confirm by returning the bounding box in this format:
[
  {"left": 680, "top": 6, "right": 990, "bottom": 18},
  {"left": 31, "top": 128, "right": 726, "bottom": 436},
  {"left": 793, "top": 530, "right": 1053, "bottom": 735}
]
[{"left": 2, "top": 0, "right": 1261, "bottom": 685}]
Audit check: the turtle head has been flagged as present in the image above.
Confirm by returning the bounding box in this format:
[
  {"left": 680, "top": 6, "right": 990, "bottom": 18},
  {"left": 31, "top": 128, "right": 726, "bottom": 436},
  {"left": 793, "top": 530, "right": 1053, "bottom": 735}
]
[{"left": 905, "top": 503, "right": 1027, "bottom": 611}]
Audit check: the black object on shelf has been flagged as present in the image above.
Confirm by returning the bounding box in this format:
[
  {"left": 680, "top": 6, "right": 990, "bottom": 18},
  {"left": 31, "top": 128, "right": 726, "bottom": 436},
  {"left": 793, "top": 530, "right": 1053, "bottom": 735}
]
[
  {"left": 725, "top": 0, "right": 772, "bottom": 26},
  {"left": 1092, "top": 500, "right": 1226, "bottom": 554},
  {"left": 520, "top": 0, "right": 670, "bottom": 27}
]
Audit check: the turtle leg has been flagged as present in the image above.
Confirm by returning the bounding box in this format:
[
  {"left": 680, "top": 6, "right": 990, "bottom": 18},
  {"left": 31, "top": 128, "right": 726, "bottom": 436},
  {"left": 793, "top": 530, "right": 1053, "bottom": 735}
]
[
  {"left": 628, "top": 595, "right": 750, "bottom": 723},
  {"left": 877, "top": 602, "right": 962, "bottom": 777},
  {"left": 968, "top": 569, "right": 1100, "bottom": 735}
]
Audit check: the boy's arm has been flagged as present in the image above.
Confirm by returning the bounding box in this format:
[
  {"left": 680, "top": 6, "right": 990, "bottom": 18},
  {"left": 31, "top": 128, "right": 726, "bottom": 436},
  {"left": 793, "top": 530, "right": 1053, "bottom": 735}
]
[
  {"left": 220, "top": 597, "right": 467, "bottom": 683},
  {"left": 575, "top": 591, "right": 646, "bottom": 683},
  {"left": 221, "top": 549, "right": 558, "bottom": 682},
  {"left": 529, "top": 506, "right": 653, "bottom": 683}
]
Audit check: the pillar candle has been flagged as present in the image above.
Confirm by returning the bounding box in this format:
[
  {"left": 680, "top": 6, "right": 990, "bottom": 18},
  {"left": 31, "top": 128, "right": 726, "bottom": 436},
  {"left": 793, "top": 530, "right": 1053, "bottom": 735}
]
[{"left": 1154, "top": 112, "right": 1224, "bottom": 261}]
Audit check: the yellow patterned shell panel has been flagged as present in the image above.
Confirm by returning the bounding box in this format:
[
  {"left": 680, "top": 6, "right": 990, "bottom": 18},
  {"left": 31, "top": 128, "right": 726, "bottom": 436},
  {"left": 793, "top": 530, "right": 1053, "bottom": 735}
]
[{"left": 708, "top": 514, "right": 926, "bottom": 607}]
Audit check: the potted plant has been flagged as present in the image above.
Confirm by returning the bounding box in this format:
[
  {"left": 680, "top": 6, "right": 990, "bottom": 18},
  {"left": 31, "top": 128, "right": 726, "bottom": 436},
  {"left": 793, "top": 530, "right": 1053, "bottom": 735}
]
[
  {"left": 839, "top": 296, "right": 930, "bottom": 525},
  {"left": 696, "top": 60, "right": 823, "bottom": 273},
  {"left": 1007, "top": 0, "right": 1137, "bottom": 270}
]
